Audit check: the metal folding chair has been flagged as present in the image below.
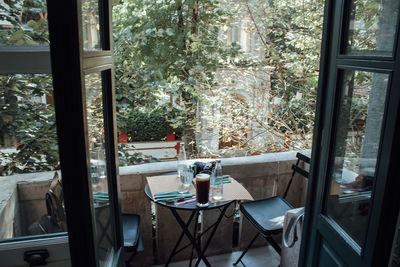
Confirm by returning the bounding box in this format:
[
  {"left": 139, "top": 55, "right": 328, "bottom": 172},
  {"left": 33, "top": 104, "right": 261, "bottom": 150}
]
[
  {"left": 234, "top": 152, "right": 310, "bottom": 265},
  {"left": 122, "top": 213, "right": 144, "bottom": 266}
]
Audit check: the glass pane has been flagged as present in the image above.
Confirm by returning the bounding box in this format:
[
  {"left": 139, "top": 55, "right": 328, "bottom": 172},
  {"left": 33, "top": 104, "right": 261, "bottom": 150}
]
[
  {"left": 326, "top": 70, "right": 389, "bottom": 247},
  {"left": 81, "top": 0, "right": 101, "bottom": 51},
  {"left": 344, "top": 0, "right": 399, "bottom": 56},
  {"left": 0, "top": 74, "right": 67, "bottom": 240},
  {"left": 85, "top": 73, "right": 114, "bottom": 266},
  {"left": 0, "top": 0, "right": 49, "bottom": 45}
]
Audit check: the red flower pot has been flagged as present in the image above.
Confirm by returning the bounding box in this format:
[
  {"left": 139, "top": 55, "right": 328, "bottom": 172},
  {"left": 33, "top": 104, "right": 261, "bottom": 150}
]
[
  {"left": 166, "top": 132, "right": 175, "bottom": 141},
  {"left": 118, "top": 132, "right": 128, "bottom": 143}
]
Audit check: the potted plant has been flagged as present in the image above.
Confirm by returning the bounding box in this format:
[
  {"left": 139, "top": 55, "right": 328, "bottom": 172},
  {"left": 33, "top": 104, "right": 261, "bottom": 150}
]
[{"left": 117, "top": 113, "right": 130, "bottom": 143}]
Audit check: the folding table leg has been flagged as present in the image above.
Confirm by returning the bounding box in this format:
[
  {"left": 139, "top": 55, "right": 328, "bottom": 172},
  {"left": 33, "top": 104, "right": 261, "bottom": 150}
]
[
  {"left": 189, "top": 211, "right": 200, "bottom": 267},
  {"left": 194, "top": 203, "right": 232, "bottom": 267},
  {"left": 170, "top": 209, "right": 212, "bottom": 267},
  {"left": 165, "top": 210, "right": 197, "bottom": 266}
]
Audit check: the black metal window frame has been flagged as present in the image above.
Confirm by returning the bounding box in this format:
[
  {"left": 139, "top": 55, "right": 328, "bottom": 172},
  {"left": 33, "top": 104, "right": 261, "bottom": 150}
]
[
  {"left": 299, "top": 0, "right": 400, "bottom": 266},
  {"left": 46, "top": 0, "right": 123, "bottom": 265}
]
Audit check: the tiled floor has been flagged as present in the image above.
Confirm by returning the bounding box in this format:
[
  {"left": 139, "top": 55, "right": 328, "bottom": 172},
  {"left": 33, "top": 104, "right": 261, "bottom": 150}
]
[{"left": 152, "top": 245, "right": 280, "bottom": 267}]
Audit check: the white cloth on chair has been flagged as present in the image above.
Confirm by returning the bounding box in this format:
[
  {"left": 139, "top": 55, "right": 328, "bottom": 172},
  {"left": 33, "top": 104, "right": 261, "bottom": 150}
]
[{"left": 281, "top": 207, "right": 304, "bottom": 267}]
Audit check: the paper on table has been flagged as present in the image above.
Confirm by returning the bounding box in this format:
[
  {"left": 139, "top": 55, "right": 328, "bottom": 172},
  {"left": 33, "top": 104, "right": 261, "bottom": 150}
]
[
  {"left": 146, "top": 175, "right": 253, "bottom": 202},
  {"left": 146, "top": 175, "right": 196, "bottom": 200}
]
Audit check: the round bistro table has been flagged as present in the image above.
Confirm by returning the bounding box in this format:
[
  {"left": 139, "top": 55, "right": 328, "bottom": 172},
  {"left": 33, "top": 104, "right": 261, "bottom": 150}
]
[{"left": 145, "top": 184, "right": 235, "bottom": 267}]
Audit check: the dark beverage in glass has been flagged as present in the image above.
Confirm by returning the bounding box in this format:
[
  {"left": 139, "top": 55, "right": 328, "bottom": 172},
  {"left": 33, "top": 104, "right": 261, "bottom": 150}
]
[{"left": 195, "top": 174, "right": 210, "bottom": 207}]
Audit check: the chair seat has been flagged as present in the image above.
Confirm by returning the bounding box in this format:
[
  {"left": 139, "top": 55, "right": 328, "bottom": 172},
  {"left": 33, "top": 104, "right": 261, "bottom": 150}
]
[
  {"left": 122, "top": 214, "right": 141, "bottom": 249},
  {"left": 240, "top": 196, "right": 293, "bottom": 235}
]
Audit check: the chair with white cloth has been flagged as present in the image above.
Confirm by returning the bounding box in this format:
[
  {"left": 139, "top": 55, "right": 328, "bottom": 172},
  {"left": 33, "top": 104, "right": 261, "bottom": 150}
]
[{"left": 234, "top": 152, "right": 310, "bottom": 265}]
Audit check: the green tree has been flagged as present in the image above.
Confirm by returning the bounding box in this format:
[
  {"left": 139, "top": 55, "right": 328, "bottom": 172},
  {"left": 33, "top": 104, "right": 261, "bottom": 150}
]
[
  {"left": 0, "top": 0, "right": 59, "bottom": 175},
  {"left": 0, "top": 0, "right": 49, "bottom": 44},
  {"left": 113, "top": 0, "right": 239, "bottom": 156},
  {"left": 0, "top": 0, "right": 163, "bottom": 174},
  {"left": 0, "top": 74, "right": 59, "bottom": 175},
  {"left": 242, "top": 0, "right": 324, "bottom": 150}
]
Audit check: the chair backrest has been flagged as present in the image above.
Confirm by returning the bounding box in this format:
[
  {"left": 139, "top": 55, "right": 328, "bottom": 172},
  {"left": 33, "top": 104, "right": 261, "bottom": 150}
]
[
  {"left": 283, "top": 152, "right": 310, "bottom": 199},
  {"left": 28, "top": 172, "right": 66, "bottom": 235},
  {"left": 45, "top": 171, "right": 67, "bottom": 231}
]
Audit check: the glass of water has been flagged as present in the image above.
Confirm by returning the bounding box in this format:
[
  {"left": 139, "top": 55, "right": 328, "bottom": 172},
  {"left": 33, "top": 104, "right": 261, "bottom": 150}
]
[
  {"left": 211, "top": 169, "right": 223, "bottom": 200},
  {"left": 180, "top": 168, "right": 193, "bottom": 188},
  {"left": 212, "top": 183, "right": 223, "bottom": 200}
]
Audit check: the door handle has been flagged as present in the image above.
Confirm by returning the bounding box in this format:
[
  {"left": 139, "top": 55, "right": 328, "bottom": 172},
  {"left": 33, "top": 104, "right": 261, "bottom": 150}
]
[{"left": 24, "top": 249, "right": 49, "bottom": 266}]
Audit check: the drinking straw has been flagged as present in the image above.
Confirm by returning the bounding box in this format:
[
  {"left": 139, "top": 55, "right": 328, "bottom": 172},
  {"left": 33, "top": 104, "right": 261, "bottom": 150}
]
[
  {"left": 176, "top": 198, "right": 196, "bottom": 206},
  {"left": 154, "top": 190, "right": 189, "bottom": 196}
]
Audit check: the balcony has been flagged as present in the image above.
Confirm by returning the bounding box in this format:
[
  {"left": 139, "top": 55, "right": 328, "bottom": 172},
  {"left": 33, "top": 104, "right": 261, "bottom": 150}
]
[{"left": 0, "top": 150, "right": 309, "bottom": 266}]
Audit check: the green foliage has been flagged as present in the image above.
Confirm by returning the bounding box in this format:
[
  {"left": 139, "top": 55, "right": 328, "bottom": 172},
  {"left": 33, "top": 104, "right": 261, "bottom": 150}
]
[
  {"left": 0, "top": 0, "right": 162, "bottom": 175},
  {"left": 0, "top": 0, "right": 49, "bottom": 44},
  {"left": 113, "top": 0, "right": 237, "bottom": 85},
  {"left": 1, "top": 0, "right": 379, "bottom": 173},
  {"left": 126, "top": 105, "right": 184, "bottom": 142},
  {"left": 85, "top": 73, "right": 106, "bottom": 144},
  {"left": 348, "top": 0, "right": 381, "bottom": 52},
  {"left": 0, "top": 1, "right": 59, "bottom": 175},
  {"left": 0, "top": 74, "right": 59, "bottom": 175},
  {"left": 113, "top": 0, "right": 240, "bottom": 154},
  {"left": 118, "top": 144, "right": 160, "bottom": 166},
  {"left": 244, "top": 0, "right": 323, "bottom": 138}
]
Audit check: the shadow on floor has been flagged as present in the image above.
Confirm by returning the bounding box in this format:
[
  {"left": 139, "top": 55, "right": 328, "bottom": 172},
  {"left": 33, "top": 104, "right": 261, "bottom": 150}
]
[{"left": 151, "top": 245, "right": 280, "bottom": 267}]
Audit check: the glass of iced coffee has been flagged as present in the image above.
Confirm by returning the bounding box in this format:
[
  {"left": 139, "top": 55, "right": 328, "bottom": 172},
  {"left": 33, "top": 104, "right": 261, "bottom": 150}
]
[{"left": 195, "top": 173, "right": 210, "bottom": 207}]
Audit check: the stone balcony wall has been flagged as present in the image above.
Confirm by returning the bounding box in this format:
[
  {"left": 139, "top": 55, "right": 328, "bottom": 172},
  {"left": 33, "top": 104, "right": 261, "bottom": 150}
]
[
  {"left": 0, "top": 150, "right": 309, "bottom": 266},
  {"left": 0, "top": 172, "right": 55, "bottom": 239},
  {"left": 120, "top": 150, "right": 309, "bottom": 266}
]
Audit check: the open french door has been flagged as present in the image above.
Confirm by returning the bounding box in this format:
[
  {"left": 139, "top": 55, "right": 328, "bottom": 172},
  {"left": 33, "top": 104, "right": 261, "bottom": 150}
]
[
  {"left": 47, "top": 0, "right": 124, "bottom": 266},
  {"left": 300, "top": 0, "right": 400, "bottom": 266}
]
